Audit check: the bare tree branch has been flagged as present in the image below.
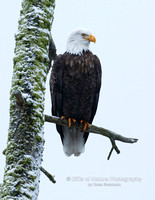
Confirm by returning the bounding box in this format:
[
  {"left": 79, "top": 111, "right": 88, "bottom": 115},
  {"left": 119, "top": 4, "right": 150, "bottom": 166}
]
[
  {"left": 44, "top": 114, "right": 138, "bottom": 159},
  {"left": 40, "top": 167, "right": 56, "bottom": 184}
]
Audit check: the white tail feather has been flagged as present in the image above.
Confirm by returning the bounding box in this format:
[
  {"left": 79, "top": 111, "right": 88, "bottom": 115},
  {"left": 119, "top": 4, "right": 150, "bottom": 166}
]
[{"left": 62, "top": 126, "right": 85, "bottom": 156}]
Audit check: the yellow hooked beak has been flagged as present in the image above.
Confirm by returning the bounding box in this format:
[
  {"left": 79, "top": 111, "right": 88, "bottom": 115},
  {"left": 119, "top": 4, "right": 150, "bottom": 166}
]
[{"left": 84, "top": 34, "right": 96, "bottom": 43}]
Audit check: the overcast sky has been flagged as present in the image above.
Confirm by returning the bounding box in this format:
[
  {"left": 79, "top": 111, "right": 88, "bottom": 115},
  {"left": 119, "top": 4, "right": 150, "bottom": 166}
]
[{"left": 0, "top": 0, "right": 155, "bottom": 199}]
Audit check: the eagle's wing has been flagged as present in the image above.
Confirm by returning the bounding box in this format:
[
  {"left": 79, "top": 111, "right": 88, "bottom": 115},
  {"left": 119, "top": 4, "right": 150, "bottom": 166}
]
[
  {"left": 89, "top": 55, "right": 102, "bottom": 123},
  {"left": 50, "top": 55, "right": 64, "bottom": 138},
  {"left": 83, "top": 55, "right": 102, "bottom": 144}
]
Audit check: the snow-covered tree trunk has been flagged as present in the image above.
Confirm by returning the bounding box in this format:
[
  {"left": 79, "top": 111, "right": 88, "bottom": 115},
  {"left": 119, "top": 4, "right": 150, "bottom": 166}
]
[{"left": 0, "top": 0, "right": 55, "bottom": 199}]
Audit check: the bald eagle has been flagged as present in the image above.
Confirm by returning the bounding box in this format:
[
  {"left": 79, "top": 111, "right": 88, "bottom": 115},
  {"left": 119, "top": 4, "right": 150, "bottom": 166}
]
[{"left": 50, "top": 29, "right": 102, "bottom": 156}]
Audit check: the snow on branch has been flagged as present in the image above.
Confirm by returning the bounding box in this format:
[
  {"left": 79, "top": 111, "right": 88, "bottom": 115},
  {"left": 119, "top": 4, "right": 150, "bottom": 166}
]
[{"left": 44, "top": 114, "right": 138, "bottom": 160}]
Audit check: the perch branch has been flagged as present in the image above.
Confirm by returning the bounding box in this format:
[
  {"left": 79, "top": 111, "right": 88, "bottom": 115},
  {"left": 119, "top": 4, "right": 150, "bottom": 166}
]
[
  {"left": 40, "top": 166, "right": 56, "bottom": 184},
  {"left": 44, "top": 115, "right": 138, "bottom": 159}
]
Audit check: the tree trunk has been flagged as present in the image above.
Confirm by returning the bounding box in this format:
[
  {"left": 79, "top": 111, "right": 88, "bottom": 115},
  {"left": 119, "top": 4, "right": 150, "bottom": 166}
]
[{"left": 0, "top": 0, "right": 55, "bottom": 199}]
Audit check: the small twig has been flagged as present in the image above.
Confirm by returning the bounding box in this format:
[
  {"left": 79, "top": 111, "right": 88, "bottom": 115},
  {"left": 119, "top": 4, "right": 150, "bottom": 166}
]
[
  {"left": 110, "top": 138, "right": 120, "bottom": 154},
  {"left": 107, "top": 147, "right": 114, "bottom": 160},
  {"left": 107, "top": 138, "right": 120, "bottom": 160},
  {"left": 14, "top": 90, "right": 25, "bottom": 108},
  {"left": 44, "top": 115, "right": 138, "bottom": 159},
  {"left": 40, "top": 166, "right": 56, "bottom": 183}
]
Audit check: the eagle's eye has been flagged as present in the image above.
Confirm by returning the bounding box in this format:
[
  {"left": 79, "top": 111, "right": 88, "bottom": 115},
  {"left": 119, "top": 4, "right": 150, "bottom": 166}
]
[{"left": 81, "top": 33, "right": 87, "bottom": 37}]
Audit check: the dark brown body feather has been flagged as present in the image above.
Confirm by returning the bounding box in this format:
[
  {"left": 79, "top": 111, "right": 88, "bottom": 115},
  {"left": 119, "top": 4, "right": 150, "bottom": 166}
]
[{"left": 50, "top": 50, "right": 102, "bottom": 144}]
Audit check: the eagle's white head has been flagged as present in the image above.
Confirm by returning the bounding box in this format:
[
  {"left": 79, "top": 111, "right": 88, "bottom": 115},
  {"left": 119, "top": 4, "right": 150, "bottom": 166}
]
[{"left": 66, "top": 28, "right": 96, "bottom": 55}]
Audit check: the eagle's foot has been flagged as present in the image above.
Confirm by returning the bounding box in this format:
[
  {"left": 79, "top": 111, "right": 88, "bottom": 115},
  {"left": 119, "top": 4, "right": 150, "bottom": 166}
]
[
  {"left": 80, "top": 120, "right": 90, "bottom": 132},
  {"left": 61, "top": 116, "right": 76, "bottom": 128},
  {"left": 68, "top": 118, "right": 76, "bottom": 127}
]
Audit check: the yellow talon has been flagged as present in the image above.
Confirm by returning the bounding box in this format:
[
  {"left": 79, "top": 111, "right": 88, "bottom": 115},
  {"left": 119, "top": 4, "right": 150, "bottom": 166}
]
[
  {"left": 61, "top": 116, "right": 76, "bottom": 128},
  {"left": 68, "top": 118, "right": 71, "bottom": 128},
  {"left": 80, "top": 120, "right": 90, "bottom": 132},
  {"left": 83, "top": 123, "right": 87, "bottom": 132},
  {"left": 72, "top": 118, "right": 76, "bottom": 123}
]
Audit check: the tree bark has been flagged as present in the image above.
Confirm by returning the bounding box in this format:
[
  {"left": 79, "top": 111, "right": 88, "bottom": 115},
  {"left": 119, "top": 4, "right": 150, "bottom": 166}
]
[{"left": 0, "top": 0, "right": 55, "bottom": 199}]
